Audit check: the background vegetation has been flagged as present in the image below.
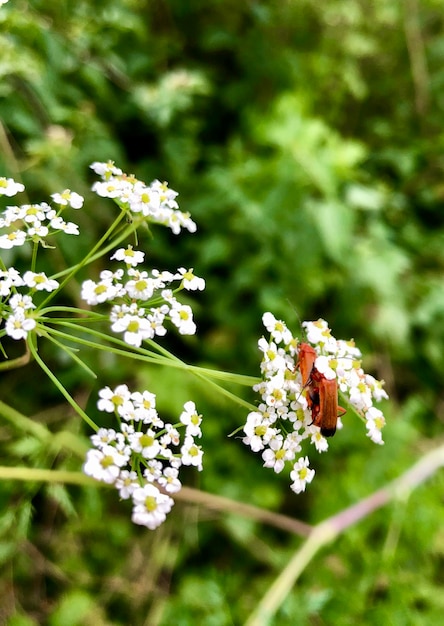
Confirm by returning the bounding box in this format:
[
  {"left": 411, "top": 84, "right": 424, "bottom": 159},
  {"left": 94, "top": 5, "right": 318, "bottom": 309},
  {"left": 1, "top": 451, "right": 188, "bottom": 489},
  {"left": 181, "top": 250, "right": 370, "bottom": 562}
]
[{"left": 1, "top": 0, "right": 444, "bottom": 624}]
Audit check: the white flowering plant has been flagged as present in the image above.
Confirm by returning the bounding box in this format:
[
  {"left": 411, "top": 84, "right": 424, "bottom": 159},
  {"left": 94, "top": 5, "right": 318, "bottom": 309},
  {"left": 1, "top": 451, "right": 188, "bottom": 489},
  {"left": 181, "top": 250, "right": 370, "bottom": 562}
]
[
  {"left": 242, "top": 313, "right": 388, "bottom": 494},
  {"left": 0, "top": 161, "right": 389, "bottom": 532},
  {"left": 0, "top": 162, "right": 207, "bottom": 529}
]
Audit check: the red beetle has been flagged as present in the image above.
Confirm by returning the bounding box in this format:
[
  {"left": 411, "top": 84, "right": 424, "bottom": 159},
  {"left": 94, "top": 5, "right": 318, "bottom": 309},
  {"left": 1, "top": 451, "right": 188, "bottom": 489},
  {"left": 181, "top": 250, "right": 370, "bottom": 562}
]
[{"left": 297, "top": 343, "right": 345, "bottom": 437}]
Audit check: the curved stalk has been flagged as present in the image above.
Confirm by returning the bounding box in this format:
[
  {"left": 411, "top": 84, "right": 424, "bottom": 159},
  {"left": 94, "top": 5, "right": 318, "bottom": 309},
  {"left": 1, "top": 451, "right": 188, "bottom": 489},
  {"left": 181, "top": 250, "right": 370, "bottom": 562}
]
[
  {"left": 245, "top": 442, "right": 444, "bottom": 626},
  {"left": 27, "top": 333, "right": 98, "bottom": 431}
]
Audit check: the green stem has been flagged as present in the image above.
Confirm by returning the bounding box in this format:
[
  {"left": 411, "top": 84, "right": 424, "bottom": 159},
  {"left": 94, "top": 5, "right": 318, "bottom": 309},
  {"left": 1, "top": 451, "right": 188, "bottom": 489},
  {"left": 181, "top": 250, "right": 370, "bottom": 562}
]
[
  {"left": 38, "top": 305, "right": 104, "bottom": 319},
  {"left": 0, "top": 342, "right": 31, "bottom": 371},
  {"left": 147, "top": 339, "right": 259, "bottom": 410},
  {"left": 49, "top": 218, "right": 143, "bottom": 281},
  {"left": 45, "top": 320, "right": 259, "bottom": 390},
  {"left": 31, "top": 240, "right": 39, "bottom": 273},
  {"left": 43, "top": 331, "right": 97, "bottom": 379},
  {"left": 44, "top": 323, "right": 173, "bottom": 366},
  {"left": 0, "top": 466, "right": 98, "bottom": 485},
  {"left": 37, "top": 209, "right": 129, "bottom": 309},
  {"left": 27, "top": 333, "right": 98, "bottom": 431}
]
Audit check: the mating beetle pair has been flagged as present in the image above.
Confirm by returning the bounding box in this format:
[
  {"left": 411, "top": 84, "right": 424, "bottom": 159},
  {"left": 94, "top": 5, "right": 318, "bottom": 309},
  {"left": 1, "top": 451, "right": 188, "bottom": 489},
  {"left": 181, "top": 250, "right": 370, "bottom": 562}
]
[{"left": 297, "top": 343, "right": 345, "bottom": 437}]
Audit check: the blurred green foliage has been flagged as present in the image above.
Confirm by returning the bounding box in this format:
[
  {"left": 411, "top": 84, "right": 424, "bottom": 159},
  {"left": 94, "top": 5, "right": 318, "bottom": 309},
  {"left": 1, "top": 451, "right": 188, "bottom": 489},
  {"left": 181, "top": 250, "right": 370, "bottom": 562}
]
[{"left": 2, "top": 0, "right": 444, "bottom": 624}]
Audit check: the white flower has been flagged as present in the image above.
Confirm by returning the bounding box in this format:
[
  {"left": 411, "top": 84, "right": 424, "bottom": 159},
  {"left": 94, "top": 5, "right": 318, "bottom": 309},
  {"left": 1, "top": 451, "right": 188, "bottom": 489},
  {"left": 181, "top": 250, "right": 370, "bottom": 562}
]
[
  {"left": 115, "top": 470, "right": 139, "bottom": 499},
  {"left": 128, "top": 185, "right": 161, "bottom": 216},
  {"left": 336, "top": 339, "right": 362, "bottom": 359},
  {"left": 314, "top": 355, "right": 336, "bottom": 380},
  {"left": 90, "top": 427, "right": 119, "bottom": 449},
  {"left": 308, "top": 427, "right": 329, "bottom": 453},
  {"left": 145, "top": 309, "right": 167, "bottom": 337},
  {"left": 27, "top": 222, "right": 49, "bottom": 238},
  {"left": 128, "top": 430, "right": 161, "bottom": 459},
  {"left": 348, "top": 382, "right": 373, "bottom": 411},
  {"left": 131, "top": 390, "right": 156, "bottom": 411},
  {"left": 5, "top": 312, "right": 36, "bottom": 340},
  {"left": 111, "top": 246, "right": 145, "bottom": 267},
  {"left": 262, "top": 436, "right": 289, "bottom": 473},
  {"left": 302, "top": 319, "right": 337, "bottom": 351},
  {"left": 83, "top": 447, "right": 124, "bottom": 484},
  {"left": 150, "top": 179, "right": 179, "bottom": 206},
  {"left": 131, "top": 483, "right": 174, "bottom": 530},
  {"left": 0, "top": 268, "right": 23, "bottom": 296},
  {"left": 81, "top": 278, "right": 120, "bottom": 304},
  {"left": 112, "top": 440, "right": 132, "bottom": 467},
  {"left": 0, "top": 230, "right": 27, "bottom": 249},
  {"left": 20, "top": 203, "right": 50, "bottom": 223},
  {"left": 22, "top": 271, "right": 59, "bottom": 292},
  {"left": 51, "top": 189, "right": 84, "bottom": 209},
  {"left": 163, "top": 209, "right": 197, "bottom": 234},
  {"left": 50, "top": 216, "right": 80, "bottom": 235},
  {"left": 169, "top": 303, "right": 196, "bottom": 335},
  {"left": 137, "top": 406, "right": 162, "bottom": 426},
  {"left": 0, "top": 177, "right": 24, "bottom": 196},
  {"left": 90, "top": 160, "right": 123, "bottom": 177},
  {"left": 124, "top": 271, "right": 156, "bottom": 300},
  {"left": 9, "top": 293, "right": 35, "bottom": 312},
  {"left": 179, "top": 401, "right": 202, "bottom": 437},
  {"left": 290, "top": 456, "right": 315, "bottom": 494},
  {"left": 365, "top": 407, "right": 386, "bottom": 445},
  {"left": 243, "top": 408, "right": 278, "bottom": 452},
  {"left": 92, "top": 179, "right": 130, "bottom": 199},
  {"left": 158, "top": 467, "right": 182, "bottom": 493},
  {"left": 1, "top": 205, "right": 22, "bottom": 225},
  {"left": 284, "top": 431, "right": 303, "bottom": 454},
  {"left": 143, "top": 460, "right": 163, "bottom": 483},
  {"left": 162, "top": 423, "right": 181, "bottom": 446},
  {"left": 118, "top": 403, "right": 140, "bottom": 423},
  {"left": 101, "top": 268, "right": 125, "bottom": 282},
  {"left": 97, "top": 384, "right": 132, "bottom": 414},
  {"left": 262, "top": 312, "right": 292, "bottom": 344},
  {"left": 175, "top": 267, "right": 205, "bottom": 291},
  {"left": 111, "top": 311, "right": 154, "bottom": 347},
  {"left": 258, "top": 337, "right": 288, "bottom": 374},
  {"left": 263, "top": 372, "right": 287, "bottom": 408},
  {"left": 365, "top": 374, "right": 389, "bottom": 402},
  {"left": 180, "top": 436, "right": 204, "bottom": 470}
]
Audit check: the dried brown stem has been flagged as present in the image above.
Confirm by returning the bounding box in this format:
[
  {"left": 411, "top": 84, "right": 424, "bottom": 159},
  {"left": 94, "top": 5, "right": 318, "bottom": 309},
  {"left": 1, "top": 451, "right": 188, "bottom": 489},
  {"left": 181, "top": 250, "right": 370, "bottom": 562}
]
[{"left": 176, "top": 486, "right": 312, "bottom": 537}]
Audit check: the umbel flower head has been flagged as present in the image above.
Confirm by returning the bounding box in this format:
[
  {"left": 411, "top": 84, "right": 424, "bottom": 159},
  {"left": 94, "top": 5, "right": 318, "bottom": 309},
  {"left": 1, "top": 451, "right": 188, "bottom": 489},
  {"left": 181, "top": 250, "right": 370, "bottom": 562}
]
[
  {"left": 0, "top": 180, "right": 82, "bottom": 251},
  {"left": 81, "top": 247, "right": 205, "bottom": 346},
  {"left": 83, "top": 385, "right": 203, "bottom": 530},
  {"left": 81, "top": 162, "right": 205, "bottom": 346},
  {"left": 243, "top": 313, "right": 388, "bottom": 494},
  {"left": 90, "top": 160, "right": 196, "bottom": 234}
]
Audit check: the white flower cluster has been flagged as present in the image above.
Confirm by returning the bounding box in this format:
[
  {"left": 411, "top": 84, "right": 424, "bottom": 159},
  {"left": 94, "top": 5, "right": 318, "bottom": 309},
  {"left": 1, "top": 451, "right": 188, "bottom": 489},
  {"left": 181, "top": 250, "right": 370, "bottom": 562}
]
[
  {"left": 243, "top": 313, "right": 388, "bottom": 494},
  {"left": 81, "top": 246, "right": 205, "bottom": 346},
  {"left": 0, "top": 179, "right": 83, "bottom": 249},
  {"left": 0, "top": 178, "right": 77, "bottom": 340},
  {"left": 90, "top": 161, "right": 196, "bottom": 235},
  {"left": 0, "top": 268, "right": 59, "bottom": 340},
  {"left": 83, "top": 385, "right": 203, "bottom": 529}
]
